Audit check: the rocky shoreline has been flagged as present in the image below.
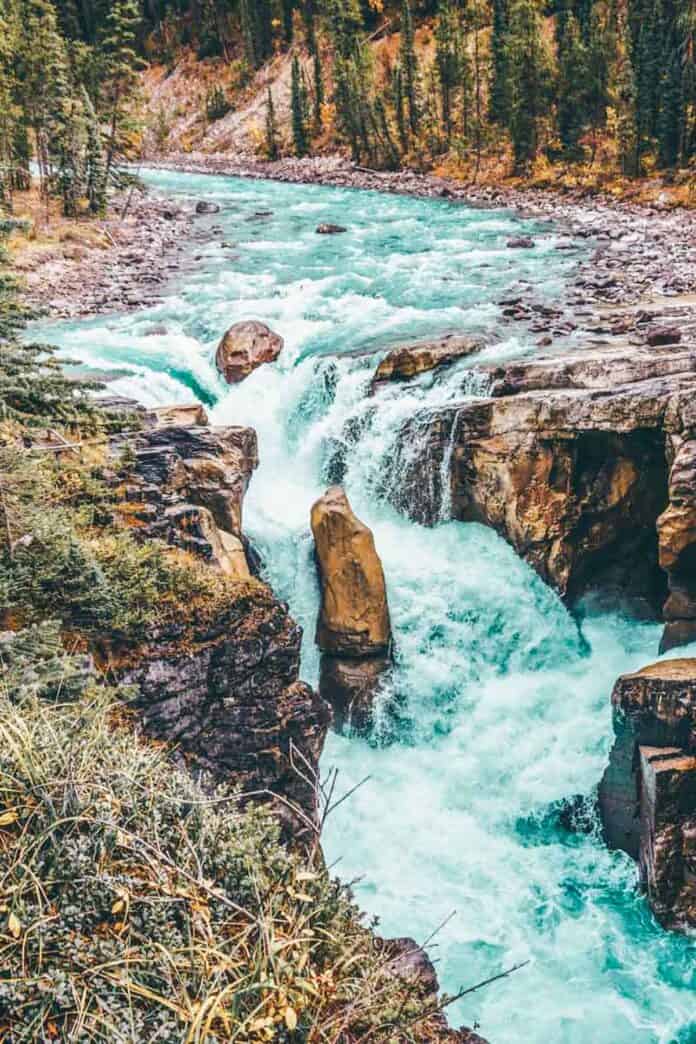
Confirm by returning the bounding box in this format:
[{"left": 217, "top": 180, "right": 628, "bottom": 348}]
[{"left": 14, "top": 190, "right": 197, "bottom": 320}]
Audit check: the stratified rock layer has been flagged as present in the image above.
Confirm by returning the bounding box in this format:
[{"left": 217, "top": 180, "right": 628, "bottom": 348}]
[
  {"left": 389, "top": 338, "right": 696, "bottom": 637},
  {"left": 599, "top": 660, "right": 696, "bottom": 930},
  {"left": 215, "top": 319, "right": 283, "bottom": 383}
]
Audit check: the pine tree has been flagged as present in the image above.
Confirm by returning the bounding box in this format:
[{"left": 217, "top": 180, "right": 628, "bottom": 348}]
[
  {"left": 282, "top": 0, "right": 294, "bottom": 44},
  {"left": 400, "top": 0, "right": 419, "bottom": 139},
  {"left": 556, "top": 1, "right": 589, "bottom": 155},
  {"left": 99, "top": 0, "right": 143, "bottom": 176},
  {"left": 628, "top": 0, "right": 663, "bottom": 172},
  {"left": 584, "top": 0, "right": 612, "bottom": 161},
  {"left": 240, "top": 0, "right": 257, "bottom": 67},
  {"left": 265, "top": 87, "right": 279, "bottom": 160},
  {"left": 435, "top": 0, "right": 462, "bottom": 146},
  {"left": 489, "top": 0, "right": 510, "bottom": 123},
  {"left": 313, "top": 50, "right": 324, "bottom": 133},
  {"left": 506, "top": 0, "right": 552, "bottom": 172},
  {"left": 615, "top": 35, "right": 640, "bottom": 176},
  {"left": 392, "top": 64, "right": 408, "bottom": 154},
  {"left": 83, "top": 88, "right": 107, "bottom": 215},
  {"left": 291, "top": 55, "right": 309, "bottom": 156}
]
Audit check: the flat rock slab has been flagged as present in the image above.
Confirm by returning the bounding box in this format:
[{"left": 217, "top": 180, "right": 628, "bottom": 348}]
[{"left": 370, "top": 334, "right": 483, "bottom": 393}]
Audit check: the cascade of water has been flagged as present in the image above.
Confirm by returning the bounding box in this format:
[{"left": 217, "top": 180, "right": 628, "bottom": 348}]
[{"left": 33, "top": 169, "right": 696, "bottom": 1044}]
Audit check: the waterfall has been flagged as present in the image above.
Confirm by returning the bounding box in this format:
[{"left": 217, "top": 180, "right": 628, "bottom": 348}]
[{"left": 33, "top": 167, "right": 696, "bottom": 1044}]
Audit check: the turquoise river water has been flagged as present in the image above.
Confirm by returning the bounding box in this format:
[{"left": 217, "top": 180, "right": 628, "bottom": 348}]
[{"left": 36, "top": 169, "right": 696, "bottom": 1043}]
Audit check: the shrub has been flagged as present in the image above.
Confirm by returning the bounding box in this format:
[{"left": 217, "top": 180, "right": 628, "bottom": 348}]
[{"left": 0, "top": 638, "right": 452, "bottom": 1042}]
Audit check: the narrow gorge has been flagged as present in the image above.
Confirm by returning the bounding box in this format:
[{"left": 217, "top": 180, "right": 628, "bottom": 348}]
[{"left": 28, "top": 168, "right": 696, "bottom": 1044}]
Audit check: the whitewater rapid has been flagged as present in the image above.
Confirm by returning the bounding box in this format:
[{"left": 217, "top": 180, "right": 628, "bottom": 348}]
[{"left": 36, "top": 169, "right": 696, "bottom": 1044}]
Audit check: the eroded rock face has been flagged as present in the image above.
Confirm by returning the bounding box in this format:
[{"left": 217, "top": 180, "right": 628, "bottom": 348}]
[
  {"left": 598, "top": 660, "right": 696, "bottom": 930},
  {"left": 101, "top": 401, "right": 330, "bottom": 835},
  {"left": 658, "top": 432, "right": 696, "bottom": 651},
  {"left": 319, "top": 653, "right": 391, "bottom": 734},
  {"left": 370, "top": 334, "right": 482, "bottom": 394},
  {"left": 108, "top": 405, "right": 259, "bottom": 571},
  {"left": 389, "top": 340, "right": 696, "bottom": 625},
  {"left": 115, "top": 585, "right": 330, "bottom": 840},
  {"left": 383, "top": 938, "right": 489, "bottom": 1044},
  {"left": 311, "top": 486, "right": 391, "bottom": 657},
  {"left": 215, "top": 320, "right": 283, "bottom": 383}
]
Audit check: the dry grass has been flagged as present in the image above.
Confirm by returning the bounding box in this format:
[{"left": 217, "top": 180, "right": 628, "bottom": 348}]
[{"left": 0, "top": 641, "right": 462, "bottom": 1043}]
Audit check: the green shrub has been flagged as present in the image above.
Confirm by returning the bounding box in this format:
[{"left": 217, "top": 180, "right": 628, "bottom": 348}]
[{"left": 205, "top": 85, "right": 231, "bottom": 122}]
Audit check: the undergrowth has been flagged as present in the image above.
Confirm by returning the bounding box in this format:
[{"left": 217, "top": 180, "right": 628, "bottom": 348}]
[{"left": 0, "top": 629, "right": 455, "bottom": 1043}]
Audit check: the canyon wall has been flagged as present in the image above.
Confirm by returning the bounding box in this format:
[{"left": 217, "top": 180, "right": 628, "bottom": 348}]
[
  {"left": 388, "top": 341, "right": 696, "bottom": 642},
  {"left": 101, "top": 400, "right": 331, "bottom": 837}
]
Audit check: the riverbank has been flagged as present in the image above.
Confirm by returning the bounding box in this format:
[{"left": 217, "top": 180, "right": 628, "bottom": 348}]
[{"left": 9, "top": 187, "right": 195, "bottom": 319}]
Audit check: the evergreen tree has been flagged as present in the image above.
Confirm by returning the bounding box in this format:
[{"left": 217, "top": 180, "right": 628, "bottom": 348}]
[
  {"left": 282, "top": 0, "right": 294, "bottom": 44},
  {"left": 265, "top": 87, "right": 279, "bottom": 160},
  {"left": 489, "top": 0, "right": 510, "bottom": 123},
  {"left": 506, "top": 0, "right": 552, "bottom": 172},
  {"left": 99, "top": 0, "right": 143, "bottom": 176},
  {"left": 291, "top": 54, "right": 309, "bottom": 156},
  {"left": 392, "top": 64, "right": 408, "bottom": 154},
  {"left": 435, "top": 0, "right": 462, "bottom": 146},
  {"left": 313, "top": 50, "right": 324, "bottom": 133},
  {"left": 615, "top": 33, "right": 640, "bottom": 175},
  {"left": 628, "top": 0, "right": 663, "bottom": 171},
  {"left": 584, "top": 0, "right": 612, "bottom": 160},
  {"left": 400, "top": 0, "right": 419, "bottom": 139},
  {"left": 83, "top": 88, "right": 107, "bottom": 215},
  {"left": 556, "top": 1, "right": 589, "bottom": 155}
]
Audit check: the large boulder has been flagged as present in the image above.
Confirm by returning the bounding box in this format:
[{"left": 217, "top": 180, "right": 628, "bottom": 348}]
[
  {"left": 370, "top": 334, "right": 482, "bottom": 394},
  {"left": 215, "top": 320, "right": 284, "bottom": 384},
  {"left": 598, "top": 659, "right": 696, "bottom": 930},
  {"left": 311, "top": 486, "right": 391, "bottom": 657}
]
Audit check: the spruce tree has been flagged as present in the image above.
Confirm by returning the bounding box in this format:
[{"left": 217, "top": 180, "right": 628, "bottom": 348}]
[
  {"left": 99, "top": 0, "right": 143, "bottom": 176},
  {"left": 265, "top": 87, "right": 279, "bottom": 160},
  {"left": 291, "top": 55, "right": 309, "bottom": 156},
  {"left": 400, "top": 0, "right": 419, "bottom": 139},
  {"left": 313, "top": 50, "right": 324, "bottom": 133},
  {"left": 282, "top": 0, "right": 294, "bottom": 44},
  {"left": 556, "top": 1, "right": 589, "bottom": 155},
  {"left": 435, "top": 0, "right": 462, "bottom": 146},
  {"left": 489, "top": 0, "right": 510, "bottom": 124},
  {"left": 392, "top": 64, "right": 408, "bottom": 154},
  {"left": 83, "top": 87, "right": 107, "bottom": 215},
  {"left": 506, "top": 0, "right": 552, "bottom": 172}
]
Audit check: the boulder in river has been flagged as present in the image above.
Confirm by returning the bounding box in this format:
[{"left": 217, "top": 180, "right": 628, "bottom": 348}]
[
  {"left": 215, "top": 320, "right": 284, "bottom": 384},
  {"left": 195, "top": 200, "right": 221, "bottom": 215},
  {"left": 370, "top": 334, "right": 482, "bottom": 394},
  {"left": 311, "top": 486, "right": 391, "bottom": 657},
  {"left": 319, "top": 653, "right": 391, "bottom": 734},
  {"left": 598, "top": 659, "right": 696, "bottom": 931},
  {"left": 316, "top": 222, "right": 347, "bottom": 234},
  {"left": 647, "top": 325, "right": 682, "bottom": 346},
  {"left": 507, "top": 236, "right": 535, "bottom": 249}
]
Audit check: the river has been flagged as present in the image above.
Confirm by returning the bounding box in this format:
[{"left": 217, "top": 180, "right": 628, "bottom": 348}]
[{"left": 35, "top": 169, "right": 696, "bottom": 1044}]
